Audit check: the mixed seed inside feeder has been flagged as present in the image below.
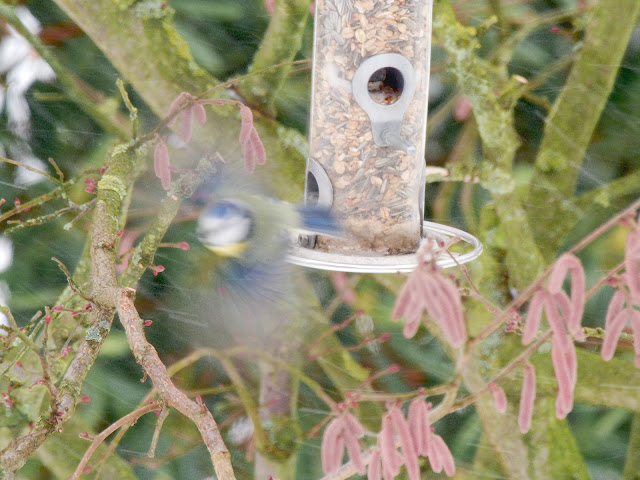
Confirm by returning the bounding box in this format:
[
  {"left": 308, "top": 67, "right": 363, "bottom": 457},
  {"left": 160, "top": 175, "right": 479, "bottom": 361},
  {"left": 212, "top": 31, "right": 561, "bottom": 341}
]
[{"left": 288, "top": 0, "right": 482, "bottom": 272}]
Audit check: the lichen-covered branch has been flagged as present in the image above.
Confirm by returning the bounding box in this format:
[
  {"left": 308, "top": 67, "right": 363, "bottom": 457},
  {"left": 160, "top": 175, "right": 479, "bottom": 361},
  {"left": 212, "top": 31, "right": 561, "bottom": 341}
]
[
  {"left": 432, "top": 0, "right": 544, "bottom": 289},
  {"left": 572, "top": 169, "right": 640, "bottom": 214},
  {"left": 623, "top": 413, "right": 640, "bottom": 478},
  {"left": 526, "top": 0, "right": 640, "bottom": 260},
  {"left": 118, "top": 155, "right": 222, "bottom": 287},
  {"left": 237, "top": 0, "right": 312, "bottom": 114},
  {"left": 0, "top": 146, "right": 145, "bottom": 475}
]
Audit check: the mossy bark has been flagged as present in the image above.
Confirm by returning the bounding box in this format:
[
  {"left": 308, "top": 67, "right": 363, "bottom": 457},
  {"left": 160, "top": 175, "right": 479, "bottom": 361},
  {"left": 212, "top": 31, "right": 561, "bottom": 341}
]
[
  {"left": 526, "top": 0, "right": 640, "bottom": 260},
  {"left": 52, "top": 0, "right": 308, "bottom": 202},
  {"left": 237, "top": 0, "right": 312, "bottom": 114}
]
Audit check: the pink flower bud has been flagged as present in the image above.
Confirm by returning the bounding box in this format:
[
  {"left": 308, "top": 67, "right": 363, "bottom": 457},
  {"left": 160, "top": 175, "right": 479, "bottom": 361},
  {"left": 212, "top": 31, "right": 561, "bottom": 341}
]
[
  {"left": 602, "top": 291, "right": 628, "bottom": 361},
  {"left": 488, "top": 382, "right": 507, "bottom": 414},
  {"left": 193, "top": 102, "right": 207, "bottom": 125},
  {"left": 153, "top": 137, "right": 171, "bottom": 191},
  {"left": 523, "top": 290, "right": 545, "bottom": 345},
  {"left": 387, "top": 364, "right": 400, "bottom": 374},
  {"left": 518, "top": 363, "right": 536, "bottom": 434},
  {"left": 548, "top": 253, "right": 585, "bottom": 338},
  {"left": 321, "top": 417, "right": 345, "bottom": 474}
]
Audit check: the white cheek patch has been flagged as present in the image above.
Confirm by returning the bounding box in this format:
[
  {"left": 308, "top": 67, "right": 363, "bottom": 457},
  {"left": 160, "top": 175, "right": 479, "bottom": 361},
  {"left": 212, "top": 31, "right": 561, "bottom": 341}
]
[{"left": 199, "top": 216, "right": 253, "bottom": 247}]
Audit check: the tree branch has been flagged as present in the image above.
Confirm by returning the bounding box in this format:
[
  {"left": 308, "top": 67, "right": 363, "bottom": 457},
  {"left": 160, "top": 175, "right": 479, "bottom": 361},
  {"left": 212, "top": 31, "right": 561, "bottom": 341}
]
[
  {"left": 526, "top": 0, "right": 640, "bottom": 259},
  {"left": 237, "top": 0, "right": 312, "bottom": 114},
  {"left": 116, "top": 287, "right": 236, "bottom": 480}
]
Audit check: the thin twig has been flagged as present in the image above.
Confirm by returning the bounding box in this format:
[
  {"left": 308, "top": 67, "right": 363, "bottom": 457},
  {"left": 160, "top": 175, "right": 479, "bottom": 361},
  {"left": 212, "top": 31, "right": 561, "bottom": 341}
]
[
  {"left": 116, "top": 78, "right": 139, "bottom": 138},
  {"left": 308, "top": 333, "right": 387, "bottom": 361},
  {"left": 63, "top": 198, "right": 97, "bottom": 230},
  {"left": 51, "top": 257, "right": 93, "bottom": 303},
  {"left": 148, "top": 406, "right": 170, "bottom": 458},
  {"left": 37, "top": 315, "right": 60, "bottom": 408},
  {"left": 70, "top": 402, "right": 162, "bottom": 480},
  {"left": 0, "top": 185, "right": 65, "bottom": 226},
  {"left": 208, "top": 347, "right": 339, "bottom": 412},
  {"left": 449, "top": 250, "right": 502, "bottom": 315},
  {"left": 48, "top": 158, "right": 64, "bottom": 181},
  {"left": 585, "top": 260, "right": 625, "bottom": 300},
  {"left": 450, "top": 330, "right": 553, "bottom": 414},
  {"left": 352, "top": 383, "right": 452, "bottom": 402},
  {"left": 0, "top": 155, "right": 58, "bottom": 184},
  {"left": 307, "top": 312, "right": 360, "bottom": 358}
]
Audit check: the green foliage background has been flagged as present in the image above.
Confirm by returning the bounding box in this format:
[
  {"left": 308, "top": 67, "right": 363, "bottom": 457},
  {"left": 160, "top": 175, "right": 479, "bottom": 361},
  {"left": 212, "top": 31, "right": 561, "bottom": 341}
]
[{"left": 1, "top": 0, "right": 640, "bottom": 479}]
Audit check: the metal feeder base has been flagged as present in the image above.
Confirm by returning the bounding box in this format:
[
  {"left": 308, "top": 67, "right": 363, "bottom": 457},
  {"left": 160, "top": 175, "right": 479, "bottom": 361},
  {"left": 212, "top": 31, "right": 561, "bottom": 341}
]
[{"left": 287, "top": 221, "right": 482, "bottom": 273}]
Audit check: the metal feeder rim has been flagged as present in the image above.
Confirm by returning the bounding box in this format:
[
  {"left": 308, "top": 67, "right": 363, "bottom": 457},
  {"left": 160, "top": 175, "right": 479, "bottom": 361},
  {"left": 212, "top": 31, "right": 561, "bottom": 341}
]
[{"left": 287, "top": 221, "right": 482, "bottom": 273}]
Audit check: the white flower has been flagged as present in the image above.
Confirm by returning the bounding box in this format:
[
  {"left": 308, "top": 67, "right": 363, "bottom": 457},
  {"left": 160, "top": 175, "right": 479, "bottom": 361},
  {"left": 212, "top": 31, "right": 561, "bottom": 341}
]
[
  {"left": 0, "top": 281, "right": 11, "bottom": 335},
  {"left": 0, "top": 236, "right": 13, "bottom": 273},
  {"left": 0, "top": 6, "right": 55, "bottom": 139}
]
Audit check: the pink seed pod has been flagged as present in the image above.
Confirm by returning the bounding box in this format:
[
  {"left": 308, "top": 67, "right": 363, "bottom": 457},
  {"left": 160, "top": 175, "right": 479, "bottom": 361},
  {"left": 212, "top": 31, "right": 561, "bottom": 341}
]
[
  {"left": 249, "top": 129, "right": 267, "bottom": 166},
  {"left": 166, "top": 92, "right": 189, "bottom": 127},
  {"left": 341, "top": 422, "right": 365, "bottom": 475},
  {"left": 342, "top": 412, "right": 365, "bottom": 438},
  {"left": 435, "top": 273, "right": 467, "bottom": 347},
  {"left": 488, "top": 382, "right": 507, "bottom": 414},
  {"left": 419, "top": 273, "right": 465, "bottom": 348},
  {"left": 601, "top": 290, "right": 627, "bottom": 361},
  {"left": 426, "top": 432, "right": 443, "bottom": 473},
  {"left": 408, "top": 397, "right": 430, "bottom": 456},
  {"left": 630, "top": 309, "right": 640, "bottom": 368},
  {"left": 553, "top": 291, "right": 585, "bottom": 342},
  {"left": 523, "top": 290, "right": 546, "bottom": 345},
  {"left": 379, "top": 413, "right": 400, "bottom": 477},
  {"left": 180, "top": 105, "right": 194, "bottom": 143},
  {"left": 393, "top": 275, "right": 424, "bottom": 330},
  {"left": 625, "top": 227, "right": 640, "bottom": 303},
  {"left": 602, "top": 305, "right": 631, "bottom": 361},
  {"left": 239, "top": 104, "right": 254, "bottom": 146},
  {"left": 402, "top": 309, "right": 422, "bottom": 338},
  {"left": 153, "top": 138, "right": 171, "bottom": 191},
  {"left": 548, "top": 253, "right": 586, "bottom": 337},
  {"left": 389, "top": 405, "right": 419, "bottom": 480},
  {"left": 367, "top": 448, "right": 381, "bottom": 480},
  {"left": 544, "top": 292, "right": 569, "bottom": 338},
  {"left": 193, "top": 102, "right": 207, "bottom": 125},
  {"left": 321, "top": 417, "right": 344, "bottom": 474},
  {"left": 551, "top": 336, "right": 575, "bottom": 419},
  {"left": 431, "top": 434, "right": 456, "bottom": 476},
  {"left": 518, "top": 363, "right": 536, "bottom": 434}
]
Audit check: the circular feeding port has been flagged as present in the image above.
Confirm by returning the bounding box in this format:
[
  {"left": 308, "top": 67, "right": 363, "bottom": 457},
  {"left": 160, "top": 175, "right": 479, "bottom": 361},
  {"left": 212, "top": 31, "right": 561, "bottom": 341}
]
[{"left": 367, "top": 67, "right": 404, "bottom": 105}]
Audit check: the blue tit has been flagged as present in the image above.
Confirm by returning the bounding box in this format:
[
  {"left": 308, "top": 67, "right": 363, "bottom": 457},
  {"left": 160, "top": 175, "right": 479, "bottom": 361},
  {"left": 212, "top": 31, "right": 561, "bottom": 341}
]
[
  {"left": 196, "top": 193, "right": 338, "bottom": 265},
  {"left": 164, "top": 170, "right": 338, "bottom": 349}
]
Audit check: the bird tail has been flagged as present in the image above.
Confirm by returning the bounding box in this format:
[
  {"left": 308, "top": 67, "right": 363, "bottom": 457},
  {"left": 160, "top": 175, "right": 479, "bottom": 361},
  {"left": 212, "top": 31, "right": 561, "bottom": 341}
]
[{"left": 296, "top": 206, "right": 341, "bottom": 236}]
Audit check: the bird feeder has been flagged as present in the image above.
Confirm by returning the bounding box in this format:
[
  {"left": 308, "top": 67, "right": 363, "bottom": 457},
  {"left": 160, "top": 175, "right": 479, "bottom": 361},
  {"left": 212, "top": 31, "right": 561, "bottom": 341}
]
[{"left": 288, "top": 0, "right": 481, "bottom": 272}]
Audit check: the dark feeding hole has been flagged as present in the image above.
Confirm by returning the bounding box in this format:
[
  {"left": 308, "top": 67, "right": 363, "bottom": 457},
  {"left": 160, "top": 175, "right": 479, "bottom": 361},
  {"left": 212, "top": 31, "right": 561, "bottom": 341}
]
[
  {"left": 306, "top": 170, "right": 319, "bottom": 206},
  {"left": 367, "top": 67, "right": 404, "bottom": 105}
]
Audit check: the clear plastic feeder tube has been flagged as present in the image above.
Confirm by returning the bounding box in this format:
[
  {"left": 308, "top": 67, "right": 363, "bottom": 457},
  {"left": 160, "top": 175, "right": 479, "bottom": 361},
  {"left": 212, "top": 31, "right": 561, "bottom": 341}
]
[{"left": 306, "top": 0, "right": 433, "bottom": 255}]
